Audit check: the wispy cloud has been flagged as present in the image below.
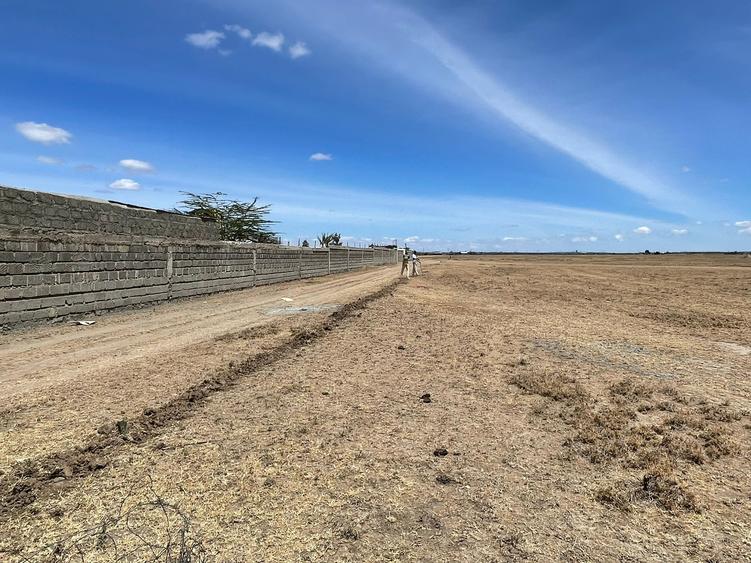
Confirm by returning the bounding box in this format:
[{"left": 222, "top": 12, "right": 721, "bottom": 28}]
[
  {"left": 36, "top": 155, "right": 63, "bottom": 165},
  {"left": 671, "top": 228, "right": 688, "bottom": 235},
  {"left": 309, "top": 152, "right": 333, "bottom": 161},
  {"left": 119, "top": 159, "right": 154, "bottom": 173},
  {"left": 414, "top": 30, "right": 687, "bottom": 213},
  {"left": 736, "top": 220, "right": 751, "bottom": 234},
  {"left": 16, "top": 121, "right": 72, "bottom": 144},
  {"left": 253, "top": 32, "right": 285, "bottom": 51},
  {"left": 634, "top": 226, "right": 652, "bottom": 234},
  {"left": 278, "top": 1, "right": 696, "bottom": 215},
  {"left": 571, "top": 235, "right": 598, "bottom": 242},
  {"left": 109, "top": 178, "right": 140, "bottom": 190},
  {"left": 289, "top": 41, "right": 311, "bottom": 59},
  {"left": 614, "top": 234, "right": 625, "bottom": 241},
  {"left": 681, "top": 165, "right": 691, "bottom": 173},
  {"left": 185, "top": 30, "right": 225, "bottom": 49},
  {"left": 502, "top": 236, "right": 527, "bottom": 241}
]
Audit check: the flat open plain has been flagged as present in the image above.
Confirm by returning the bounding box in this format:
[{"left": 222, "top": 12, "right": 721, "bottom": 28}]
[{"left": 1, "top": 254, "right": 750, "bottom": 561}]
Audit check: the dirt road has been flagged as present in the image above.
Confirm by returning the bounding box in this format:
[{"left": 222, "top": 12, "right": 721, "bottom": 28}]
[
  {"left": 1, "top": 254, "right": 750, "bottom": 562},
  {"left": 0, "top": 265, "right": 398, "bottom": 469}
]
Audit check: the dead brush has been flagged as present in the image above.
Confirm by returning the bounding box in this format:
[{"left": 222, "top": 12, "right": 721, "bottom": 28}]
[
  {"left": 594, "top": 483, "right": 636, "bottom": 512},
  {"left": 509, "top": 370, "right": 590, "bottom": 403},
  {"left": 639, "top": 458, "right": 700, "bottom": 513},
  {"left": 609, "top": 379, "right": 655, "bottom": 404},
  {"left": 514, "top": 372, "right": 744, "bottom": 513},
  {"left": 13, "top": 476, "right": 208, "bottom": 562},
  {"left": 698, "top": 402, "right": 743, "bottom": 423}
]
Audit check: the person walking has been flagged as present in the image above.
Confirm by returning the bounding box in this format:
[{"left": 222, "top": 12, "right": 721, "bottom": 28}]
[
  {"left": 410, "top": 250, "right": 421, "bottom": 276},
  {"left": 400, "top": 250, "right": 411, "bottom": 278}
]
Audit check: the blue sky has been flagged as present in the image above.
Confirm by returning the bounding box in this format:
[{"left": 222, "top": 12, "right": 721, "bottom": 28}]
[{"left": 1, "top": 0, "right": 750, "bottom": 251}]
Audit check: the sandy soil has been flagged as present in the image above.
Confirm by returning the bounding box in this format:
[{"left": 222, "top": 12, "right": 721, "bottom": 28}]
[
  {"left": 0, "top": 266, "right": 396, "bottom": 470},
  {"left": 1, "top": 254, "right": 750, "bottom": 562}
]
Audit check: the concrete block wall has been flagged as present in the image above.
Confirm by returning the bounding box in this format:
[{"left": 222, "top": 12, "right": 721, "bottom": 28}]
[
  {"left": 0, "top": 235, "right": 398, "bottom": 327},
  {"left": 0, "top": 185, "right": 219, "bottom": 240}
]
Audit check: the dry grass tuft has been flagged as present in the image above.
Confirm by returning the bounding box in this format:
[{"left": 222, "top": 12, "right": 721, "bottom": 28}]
[
  {"left": 639, "top": 461, "right": 700, "bottom": 513},
  {"left": 509, "top": 370, "right": 590, "bottom": 403},
  {"left": 595, "top": 483, "right": 635, "bottom": 512},
  {"left": 517, "top": 371, "right": 744, "bottom": 512},
  {"left": 609, "top": 379, "right": 654, "bottom": 403}
]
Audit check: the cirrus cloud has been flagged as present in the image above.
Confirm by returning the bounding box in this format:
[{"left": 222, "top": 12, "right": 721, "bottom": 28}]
[
  {"left": 16, "top": 121, "right": 72, "bottom": 144},
  {"left": 36, "top": 155, "right": 63, "bottom": 165},
  {"left": 119, "top": 159, "right": 154, "bottom": 173},
  {"left": 109, "top": 178, "right": 140, "bottom": 191}
]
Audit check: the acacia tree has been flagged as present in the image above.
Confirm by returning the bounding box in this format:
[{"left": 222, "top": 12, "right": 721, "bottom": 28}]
[{"left": 178, "top": 192, "right": 277, "bottom": 243}]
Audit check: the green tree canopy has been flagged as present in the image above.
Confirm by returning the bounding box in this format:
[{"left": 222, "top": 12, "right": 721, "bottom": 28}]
[{"left": 178, "top": 191, "right": 277, "bottom": 243}]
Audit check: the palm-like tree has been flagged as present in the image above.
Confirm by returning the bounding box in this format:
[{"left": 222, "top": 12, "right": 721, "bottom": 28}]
[{"left": 317, "top": 232, "right": 342, "bottom": 247}]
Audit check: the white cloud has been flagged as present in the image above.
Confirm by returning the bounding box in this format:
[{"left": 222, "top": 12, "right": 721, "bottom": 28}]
[
  {"left": 739, "top": 228, "right": 751, "bottom": 235},
  {"left": 309, "top": 152, "right": 333, "bottom": 161},
  {"left": 289, "top": 3, "right": 697, "bottom": 214},
  {"left": 571, "top": 235, "right": 598, "bottom": 243},
  {"left": 404, "top": 235, "right": 419, "bottom": 243},
  {"left": 224, "top": 24, "right": 252, "bottom": 40},
  {"left": 634, "top": 226, "right": 652, "bottom": 235},
  {"left": 409, "top": 25, "right": 691, "bottom": 213},
  {"left": 502, "top": 236, "right": 527, "bottom": 241},
  {"left": 614, "top": 234, "right": 624, "bottom": 241},
  {"left": 16, "top": 121, "right": 72, "bottom": 144},
  {"left": 36, "top": 156, "right": 63, "bottom": 165},
  {"left": 737, "top": 221, "right": 751, "bottom": 234},
  {"left": 681, "top": 165, "right": 691, "bottom": 173},
  {"left": 185, "top": 30, "right": 225, "bottom": 49},
  {"left": 289, "top": 41, "right": 311, "bottom": 59},
  {"left": 671, "top": 228, "right": 688, "bottom": 235},
  {"left": 253, "top": 32, "right": 285, "bottom": 51},
  {"left": 119, "top": 159, "right": 154, "bottom": 173},
  {"left": 109, "top": 178, "right": 140, "bottom": 191}
]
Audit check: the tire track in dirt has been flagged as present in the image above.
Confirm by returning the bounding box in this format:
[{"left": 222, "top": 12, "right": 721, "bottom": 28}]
[{"left": 0, "top": 278, "right": 405, "bottom": 517}]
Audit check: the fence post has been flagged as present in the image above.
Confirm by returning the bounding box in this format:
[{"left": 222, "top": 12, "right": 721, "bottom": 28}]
[
  {"left": 298, "top": 247, "right": 302, "bottom": 279},
  {"left": 166, "top": 245, "right": 174, "bottom": 300},
  {"left": 328, "top": 247, "right": 331, "bottom": 275},
  {"left": 347, "top": 247, "right": 350, "bottom": 270},
  {"left": 252, "top": 249, "right": 257, "bottom": 287}
]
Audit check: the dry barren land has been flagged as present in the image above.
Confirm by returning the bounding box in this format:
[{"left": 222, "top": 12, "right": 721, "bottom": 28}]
[{"left": 1, "top": 254, "right": 750, "bottom": 562}]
